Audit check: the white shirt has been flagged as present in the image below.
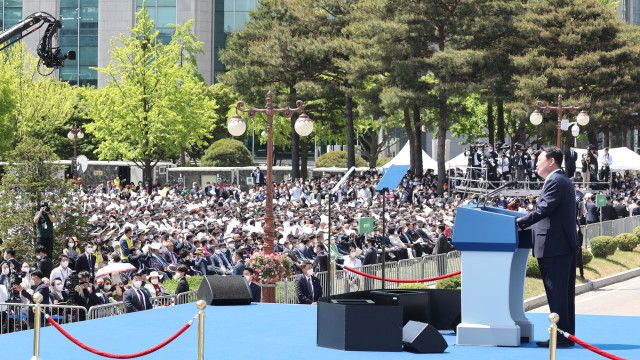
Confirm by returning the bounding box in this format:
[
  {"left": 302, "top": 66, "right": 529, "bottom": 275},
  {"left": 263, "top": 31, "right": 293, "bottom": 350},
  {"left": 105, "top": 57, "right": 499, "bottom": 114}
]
[
  {"left": 601, "top": 153, "right": 613, "bottom": 166},
  {"left": 50, "top": 266, "right": 70, "bottom": 285},
  {"left": 343, "top": 256, "right": 362, "bottom": 269}
]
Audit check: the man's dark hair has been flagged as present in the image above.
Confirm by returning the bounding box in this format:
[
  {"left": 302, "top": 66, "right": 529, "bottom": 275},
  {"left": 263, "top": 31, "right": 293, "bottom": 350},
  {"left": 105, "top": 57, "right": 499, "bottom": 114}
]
[
  {"left": 31, "top": 270, "right": 44, "bottom": 279},
  {"left": 438, "top": 224, "right": 446, "bottom": 232},
  {"left": 58, "top": 254, "right": 69, "bottom": 261},
  {"left": 234, "top": 250, "right": 244, "bottom": 259},
  {"left": 78, "top": 270, "right": 91, "bottom": 279},
  {"left": 4, "top": 248, "right": 15, "bottom": 257},
  {"left": 177, "top": 264, "right": 188, "bottom": 274},
  {"left": 35, "top": 245, "right": 47, "bottom": 255},
  {"left": 124, "top": 226, "right": 132, "bottom": 234},
  {"left": 244, "top": 267, "right": 255, "bottom": 275},
  {"left": 542, "top": 146, "right": 564, "bottom": 167}
]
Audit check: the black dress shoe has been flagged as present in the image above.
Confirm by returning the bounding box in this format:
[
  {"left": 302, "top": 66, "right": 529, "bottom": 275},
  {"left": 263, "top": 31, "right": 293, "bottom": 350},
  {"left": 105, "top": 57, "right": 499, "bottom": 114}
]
[{"left": 536, "top": 340, "right": 574, "bottom": 348}]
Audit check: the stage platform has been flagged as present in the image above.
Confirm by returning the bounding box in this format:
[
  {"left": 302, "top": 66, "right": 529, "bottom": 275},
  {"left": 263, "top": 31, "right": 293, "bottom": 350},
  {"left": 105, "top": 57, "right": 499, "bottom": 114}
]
[{"left": 0, "top": 303, "right": 637, "bottom": 360}]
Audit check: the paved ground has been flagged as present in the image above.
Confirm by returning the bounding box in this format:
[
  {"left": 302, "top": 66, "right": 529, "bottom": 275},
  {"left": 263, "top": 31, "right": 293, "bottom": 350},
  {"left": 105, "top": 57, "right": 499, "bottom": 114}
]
[{"left": 529, "top": 275, "right": 640, "bottom": 316}]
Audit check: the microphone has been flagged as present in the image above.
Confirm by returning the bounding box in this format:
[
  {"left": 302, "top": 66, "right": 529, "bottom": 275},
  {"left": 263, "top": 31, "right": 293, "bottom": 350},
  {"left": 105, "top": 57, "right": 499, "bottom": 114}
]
[{"left": 476, "top": 181, "right": 518, "bottom": 208}]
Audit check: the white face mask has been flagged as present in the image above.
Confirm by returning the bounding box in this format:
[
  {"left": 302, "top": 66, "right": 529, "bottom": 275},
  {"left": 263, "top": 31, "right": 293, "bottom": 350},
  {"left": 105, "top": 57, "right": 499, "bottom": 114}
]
[
  {"left": 307, "top": 269, "right": 314, "bottom": 276},
  {"left": 104, "top": 285, "right": 112, "bottom": 291},
  {"left": 86, "top": 248, "right": 94, "bottom": 254},
  {"left": 22, "top": 267, "right": 30, "bottom": 273},
  {"left": 2, "top": 268, "right": 8, "bottom": 275},
  {"left": 61, "top": 261, "right": 69, "bottom": 268},
  {"left": 214, "top": 249, "right": 221, "bottom": 255},
  {"left": 3, "top": 254, "right": 9, "bottom": 261},
  {"left": 54, "top": 284, "right": 64, "bottom": 292},
  {"left": 150, "top": 278, "right": 159, "bottom": 285},
  {"left": 133, "top": 280, "right": 142, "bottom": 288},
  {"left": 36, "top": 255, "right": 41, "bottom": 260},
  {"left": 30, "top": 279, "right": 35, "bottom": 286},
  {"left": 350, "top": 252, "right": 356, "bottom": 258},
  {"left": 287, "top": 245, "right": 292, "bottom": 250},
  {"left": 68, "top": 242, "right": 75, "bottom": 247},
  {"left": 244, "top": 275, "right": 252, "bottom": 283}
]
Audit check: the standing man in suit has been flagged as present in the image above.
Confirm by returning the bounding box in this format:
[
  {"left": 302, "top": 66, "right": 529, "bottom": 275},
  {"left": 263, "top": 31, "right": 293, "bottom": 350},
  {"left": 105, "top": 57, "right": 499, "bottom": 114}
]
[
  {"left": 232, "top": 250, "right": 245, "bottom": 275},
  {"left": 295, "top": 261, "right": 322, "bottom": 304},
  {"left": 517, "top": 147, "right": 577, "bottom": 348},
  {"left": 75, "top": 242, "right": 96, "bottom": 281},
  {"left": 252, "top": 167, "right": 265, "bottom": 186},
  {"left": 124, "top": 271, "right": 153, "bottom": 313},
  {"left": 35, "top": 245, "right": 53, "bottom": 279},
  {"left": 584, "top": 195, "right": 600, "bottom": 224},
  {"left": 564, "top": 145, "right": 578, "bottom": 179},
  {"left": 174, "top": 265, "right": 190, "bottom": 295},
  {"left": 243, "top": 267, "right": 261, "bottom": 302},
  {"left": 432, "top": 224, "right": 449, "bottom": 276}
]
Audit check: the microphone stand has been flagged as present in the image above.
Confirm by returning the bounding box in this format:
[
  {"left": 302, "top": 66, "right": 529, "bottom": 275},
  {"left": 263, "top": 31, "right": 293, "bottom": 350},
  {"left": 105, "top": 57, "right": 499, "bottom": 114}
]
[{"left": 477, "top": 181, "right": 518, "bottom": 209}]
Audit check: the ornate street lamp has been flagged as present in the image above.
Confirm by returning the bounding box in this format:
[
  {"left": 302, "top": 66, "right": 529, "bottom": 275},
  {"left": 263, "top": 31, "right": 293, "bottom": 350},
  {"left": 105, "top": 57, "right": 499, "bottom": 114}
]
[{"left": 530, "top": 95, "right": 589, "bottom": 147}]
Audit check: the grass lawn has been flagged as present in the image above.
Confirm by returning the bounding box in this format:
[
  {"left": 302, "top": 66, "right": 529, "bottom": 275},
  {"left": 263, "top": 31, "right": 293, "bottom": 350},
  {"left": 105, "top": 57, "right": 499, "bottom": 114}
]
[{"left": 524, "top": 248, "right": 640, "bottom": 300}]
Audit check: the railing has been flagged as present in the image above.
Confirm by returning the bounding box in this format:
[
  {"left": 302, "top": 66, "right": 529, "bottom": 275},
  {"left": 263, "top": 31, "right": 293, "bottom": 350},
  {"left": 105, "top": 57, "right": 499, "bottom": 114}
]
[
  {"left": 275, "top": 251, "right": 462, "bottom": 304},
  {"left": 581, "top": 215, "right": 640, "bottom": 248},
  {"left": 1, "top": 302, "right": 87, "bottom": 334},
  {"left": 1, "top": 290, "right": 200, "bottom": 333}
]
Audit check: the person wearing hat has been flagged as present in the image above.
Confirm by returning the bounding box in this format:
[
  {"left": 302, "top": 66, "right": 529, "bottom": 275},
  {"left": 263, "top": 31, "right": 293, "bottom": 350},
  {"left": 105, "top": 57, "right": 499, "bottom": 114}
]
[
  {"left": 123, "top": 271, "right": 153, "bottom": 313},
  {"left": 295, "top": 260, "right": 322, "bottom": 305},
  {"left": 144, "top": 271, "right": 167, "bottom": 298}
]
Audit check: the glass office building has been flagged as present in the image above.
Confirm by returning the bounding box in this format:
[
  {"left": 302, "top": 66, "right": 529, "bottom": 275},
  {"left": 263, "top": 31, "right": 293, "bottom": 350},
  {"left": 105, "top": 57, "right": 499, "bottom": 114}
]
[
  {"left": 0, "top": 0, "right": 21, "bottom": 30},
  {"left": 59, "top": 0, "right": 99, "bottom": 86},
  {"left": 213, "top": 0, "right": 258, "bottom": 80},
  {"left": 136, "top": 0, "right": 176, "bottom": 45}
]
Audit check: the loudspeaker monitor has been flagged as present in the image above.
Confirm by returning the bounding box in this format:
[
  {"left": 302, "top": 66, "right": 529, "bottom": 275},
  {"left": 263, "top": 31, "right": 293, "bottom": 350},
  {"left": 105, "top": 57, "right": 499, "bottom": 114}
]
[
  {"left": 197, "top": 275, "right": 252, "bottom": 306},
  {"left": 402, "top": 320, "right": 448, "bottom": 353}
]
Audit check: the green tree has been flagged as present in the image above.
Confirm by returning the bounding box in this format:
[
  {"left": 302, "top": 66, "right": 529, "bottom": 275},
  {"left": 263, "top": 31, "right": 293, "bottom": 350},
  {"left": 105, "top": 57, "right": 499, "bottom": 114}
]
[
  {"left": 0, "top": 138, "right": 88, "bottom": 261},
  {"left": 201, "top": 139, "right": 254, "bottom": 167},
  {"left": 87, "top": 7, "right": 217, "bottom": 183}
]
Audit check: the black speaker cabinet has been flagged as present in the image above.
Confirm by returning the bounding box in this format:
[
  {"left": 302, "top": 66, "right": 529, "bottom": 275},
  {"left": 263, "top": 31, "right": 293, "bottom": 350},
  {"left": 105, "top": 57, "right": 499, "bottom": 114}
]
[
  {"left": 370, "top": 290, "right": 431, "bottom": 325},
  {"left": 317, "top": 301, "right": 403, "bottom": 352},
  {"left": 402, "top": 321, "right": 448, "bottom": 353},
  {"left": 197, "top": 275, "right": 252, "bottom": 306}
]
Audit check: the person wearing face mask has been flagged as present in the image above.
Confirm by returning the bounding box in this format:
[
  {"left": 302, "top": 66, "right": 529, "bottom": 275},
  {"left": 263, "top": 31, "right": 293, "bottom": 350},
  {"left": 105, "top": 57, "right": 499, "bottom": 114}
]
[
  {"left": 144, "top": 271, "right": 167, "bottom": 298},
  {"left": 231, "top": 250, "right": 245, "bottom": 275},
  {"left": 49, "top": 254, "right": 71, "bottom": 285},
  {"left": 63, "top": 237, "right": 80, "bottom": 270},
  {"left": 174, "top": 265, "right": 190, "bottom": 295},
  {"left": 295, "top": 261, "right": 322, "bottom": 305},
  {"left": 123, "top": 271, "right": 152, "bottom": 313},
  {"left": 73, "top": 271, "right": 104, "bottom": 319},
  {"left": 75, "top": 243, "right": 97, "bottom": 281},
  {"left": 243, "top": 267, "right": 261, "bottom": 302},
  {"left": 35, "top": 245, "right": 53, "bottom": 279},
  {"left": 50, "top": 277, "right": 68, "bottom": 304},
  {"left": 0, "top": 262, "right": 12, "bottom": 288},
  {"left": 209, "top": 244, "right": 232, "bottom": 275},
  {"left": 343, "top": 246, "right": 362, "bottom": 292},
  {"left": 1, "top": 248, "right": 21, "bottom": 272}
]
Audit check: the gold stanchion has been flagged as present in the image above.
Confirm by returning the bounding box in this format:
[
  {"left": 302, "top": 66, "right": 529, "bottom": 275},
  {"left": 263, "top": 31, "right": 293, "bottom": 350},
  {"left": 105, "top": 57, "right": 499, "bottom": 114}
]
[
  {"left": 548, "top": 313, "right": 559, "bottom": 360},
  {"left": 31, "top": 292, "right": 43, "bottom": 360},
  {"left": 197, "top": 300, "right": 206, "bottom": 360}
]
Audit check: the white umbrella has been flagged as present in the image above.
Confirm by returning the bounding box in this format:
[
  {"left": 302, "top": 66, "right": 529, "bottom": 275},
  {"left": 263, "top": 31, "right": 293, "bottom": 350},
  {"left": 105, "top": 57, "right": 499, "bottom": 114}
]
[{"left": 95, "top": 262, "right": 136, "bottom": 278}]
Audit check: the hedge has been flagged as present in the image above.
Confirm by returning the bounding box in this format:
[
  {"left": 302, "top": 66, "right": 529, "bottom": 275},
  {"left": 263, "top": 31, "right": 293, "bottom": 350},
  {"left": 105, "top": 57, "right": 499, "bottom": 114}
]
[
  {"left": 315, "top": 151, "right": 367, "bottom": 168},
  {"left": 590, "top": 236, "right": 615, "bottom": 258},
  {"left": 581, "top": 248, "right": 593, "bottom": 265},
  {"left": 526, "top": 255, "right": 541, "bottom": 278},
  {"left": 613, "top": 233, "right": 639, "bottom": 252},
  {"left": 201, "top": 138, "right": 254, "bottom": 167},
  {"left": 436, "top": 274, "right": 461, "bottom": 290},
  {"left": 397, "top": 283, "right": 429, "bottom": 290}
]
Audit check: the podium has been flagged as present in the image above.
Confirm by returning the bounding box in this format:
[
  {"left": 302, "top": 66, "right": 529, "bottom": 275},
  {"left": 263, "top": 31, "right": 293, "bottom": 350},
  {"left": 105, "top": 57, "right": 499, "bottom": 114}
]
[{"left": 452, "top": 205, "right": 534, "bottom": 347}]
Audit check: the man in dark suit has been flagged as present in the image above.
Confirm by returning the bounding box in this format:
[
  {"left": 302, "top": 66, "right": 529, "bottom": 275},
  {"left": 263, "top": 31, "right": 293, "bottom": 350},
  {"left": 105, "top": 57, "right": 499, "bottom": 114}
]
[
  {"left": 174, "top": 265, "right": 190, "bottom": 295},
  {"left": 601, "top": 195, "right": 617, "bottom": 221},
  {"left": 124, "top": 271, "right": 153, "bottom": 313},
  {"left": 232, "top": 250, "right": 245, "bottom": 275},
  {"left": 73, "top": 271, "right": 104, "bottom": 319},
  {"left": 243, "top": 267, "right": 261, "bottom": 302},
  {"left": 584, "top": 195, "right": 599, "bottom": 224},
  {"left": 517, "top": 147, "right": 577, "bottom": 348},
  {"left": 564, "top": 146, "right": 578, "bottom": 179},
  {"left": 75, "top": 242, "right": 96, "bottom": 281},
  {"left": 35, "top": 245, "right": 53, "bottom": 279},
  {"left": 613, "top": 198, "right": 629, "bottom": 219},
  {"left": 432, "top": 224, "right": 449, "bottom": 276},
  {"left": 252, "top": 167, "right": 265, "bottom": 186},
  {"left": 295, "top": 261, "right": 322, "bottom": 304}
]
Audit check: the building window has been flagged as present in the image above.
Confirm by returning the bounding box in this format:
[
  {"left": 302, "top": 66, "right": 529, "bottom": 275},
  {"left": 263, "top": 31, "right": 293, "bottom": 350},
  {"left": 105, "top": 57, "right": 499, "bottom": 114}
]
[
  {"left": 1, "top": 0, "right": 22, "bottom": 31},
  {"left": 59, "top": 0, "right": 99, "bottom": 87},
  {"left": 213, "top": 0, "right": 258, "bottom": 81},
  {"left": 136, "top": 0, "right": 176, "bottom": 45}
]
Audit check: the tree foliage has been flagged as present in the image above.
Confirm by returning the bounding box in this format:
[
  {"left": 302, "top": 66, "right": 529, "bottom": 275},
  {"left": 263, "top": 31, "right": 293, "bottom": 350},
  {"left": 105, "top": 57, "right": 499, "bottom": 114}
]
[
  {"left": 87, "top": 7, "right": 217, "bottom": 183},
  {"left": 200, "top": 139, "right": 254, "bottom": 167}
]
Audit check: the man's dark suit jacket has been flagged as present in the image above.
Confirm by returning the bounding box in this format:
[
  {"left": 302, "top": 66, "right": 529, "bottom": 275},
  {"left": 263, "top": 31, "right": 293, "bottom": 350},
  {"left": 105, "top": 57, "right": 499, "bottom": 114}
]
[
  {"left": 295, "top": 275, "right": 322, "bottom": 304},
  {"left": 613, "top": 204, "right": 629, "bottom": 219},
  {"left": 36, "top": 256, "right": 54, "bottom": 279},
  {"left": 518, "top": 170, "right": 578, "bottom": 258},
  {"left": 75, "top": 253, "right": 96, "bottom": 279},
  {"left": 249, "top": 282, "right": 261, "bottom": 303},
  {"left": 601, "top": 203, "right": 617, "bottom": 221},
  {"left": 175, "top": 277, "right": 189, "bottom": 295},
  {"left": 232, "top": 259, "right": 245, "bottom": 276},
  {"left": 564, "top": 150, "right": 578, "bottom": 177},
  {"left": 585, "top": 202, "right": 599, "bottom": 223},
  {"left": 123, "top": 286, "right": 153, "bottom": 313},
  {"left": 363, "top": 247, "right": 378, "bottom": 265},
  {"left": 632, "top": 207, "right": 640, "bottom": 216}
]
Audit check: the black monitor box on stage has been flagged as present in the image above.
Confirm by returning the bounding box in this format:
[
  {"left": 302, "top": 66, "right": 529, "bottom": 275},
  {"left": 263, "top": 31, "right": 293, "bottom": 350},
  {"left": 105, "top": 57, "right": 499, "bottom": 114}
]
[
  {"left": 317, "top": 300, "right": 403, "bottom": 352},
  {"left": 402, "top": 320, "right": 448, "bottom": 353},
  {"left": 370, "top": 290, "right": 431, "bottom": 325},
  {"left": 197, "top": 275, "right": 252, "bottom": 306}
]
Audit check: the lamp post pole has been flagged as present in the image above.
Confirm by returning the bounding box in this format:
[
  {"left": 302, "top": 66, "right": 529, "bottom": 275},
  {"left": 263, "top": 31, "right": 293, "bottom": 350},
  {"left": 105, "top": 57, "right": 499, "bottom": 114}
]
[
  {"left": 228, "top": 91, "right": 313, "bottom": 302},
  {"left": 531, "top": 95, "right": 587, "bottom": 148}
]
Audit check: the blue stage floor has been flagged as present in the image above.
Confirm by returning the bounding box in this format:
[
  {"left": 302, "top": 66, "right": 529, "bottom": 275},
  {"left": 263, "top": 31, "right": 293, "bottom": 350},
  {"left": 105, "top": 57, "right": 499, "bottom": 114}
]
[{"left": 0, "top": 303, "right": 637, "bottom": 360}]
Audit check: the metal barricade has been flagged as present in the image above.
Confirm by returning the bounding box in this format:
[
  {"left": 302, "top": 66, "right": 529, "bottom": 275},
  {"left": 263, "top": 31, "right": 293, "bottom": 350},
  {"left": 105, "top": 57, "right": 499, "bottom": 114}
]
[
  {"left": 582, "top": 215, "right": 640, "bottom": 248},
  {"left": 87, "top": 302, "right": 125, "bottom": 320},
  {"left": 175, "top": 290, "right": 198, "bottom": 305},
  {"left": 151, "top": 294, "right": 176, "bottom": 308},
  {"left": 1, "top": 302, "right": 87, "bottom": 334}
]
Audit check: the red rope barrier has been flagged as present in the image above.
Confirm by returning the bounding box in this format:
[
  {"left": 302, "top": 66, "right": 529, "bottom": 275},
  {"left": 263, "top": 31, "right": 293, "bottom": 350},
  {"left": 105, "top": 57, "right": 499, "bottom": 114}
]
[
  {"left": 558, "top": 329, "right": 628, "bottom": 360},
  {"left": 343, "top": 266, "right": 461, "bottom": 283},
  {"left": 46, "top": 314, "right": 193, "bottom": 359}
]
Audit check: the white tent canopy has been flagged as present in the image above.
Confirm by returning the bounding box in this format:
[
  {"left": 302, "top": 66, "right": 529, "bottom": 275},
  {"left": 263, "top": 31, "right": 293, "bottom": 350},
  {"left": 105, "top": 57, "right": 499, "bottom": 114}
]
[
  {"left": 382, "top": 141, "right": 438, "bottom": 174},
  {"left": 445, "top": 151, "right": 470, "bottom": 169},
  {"left": 566, "top": 147, "right": 640, "bottom": 171}
]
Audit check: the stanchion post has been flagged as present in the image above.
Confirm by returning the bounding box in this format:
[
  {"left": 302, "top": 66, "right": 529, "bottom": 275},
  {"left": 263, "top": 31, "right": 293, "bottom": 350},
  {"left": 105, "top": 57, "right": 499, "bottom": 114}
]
[
  {"left": 548, "top": 312, "right": 559, "bottom": 360},
  {"left": 31, "top": 292, "right": 43, "bottom": 360},
  {"left": 197, "top": 300, "right": 206, "bottom": 360}
]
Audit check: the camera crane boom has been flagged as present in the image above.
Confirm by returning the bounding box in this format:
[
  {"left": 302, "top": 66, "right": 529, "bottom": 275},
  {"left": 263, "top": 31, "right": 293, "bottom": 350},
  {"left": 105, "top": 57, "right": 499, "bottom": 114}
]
[{"left": 0, "top": 12, "right": 75, "bottom": 72}]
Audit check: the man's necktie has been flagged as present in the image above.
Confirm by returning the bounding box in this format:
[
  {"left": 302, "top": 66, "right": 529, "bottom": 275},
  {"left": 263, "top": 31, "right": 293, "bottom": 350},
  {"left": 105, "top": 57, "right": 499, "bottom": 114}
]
[
  {"left": 307, "top": 278, "right": 313, "bottom": 299},
  {"left": 137, "top": 289, "right": 146, "bottom": 310}
]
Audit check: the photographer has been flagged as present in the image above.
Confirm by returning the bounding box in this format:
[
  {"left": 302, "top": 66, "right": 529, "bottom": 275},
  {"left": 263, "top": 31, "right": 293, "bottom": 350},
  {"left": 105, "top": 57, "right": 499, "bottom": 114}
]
[
  {"left": 13, "top": 270, "right": 49, "bottom": 306},
  {"left": 73, "top": 271, "right": 104, "bottom": 320},
  {"left": 33, "top": 202, "right": 56, "bottom": 259},
  {"left": 50, "top": 277, "right": 68, "bottom": 304}
]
